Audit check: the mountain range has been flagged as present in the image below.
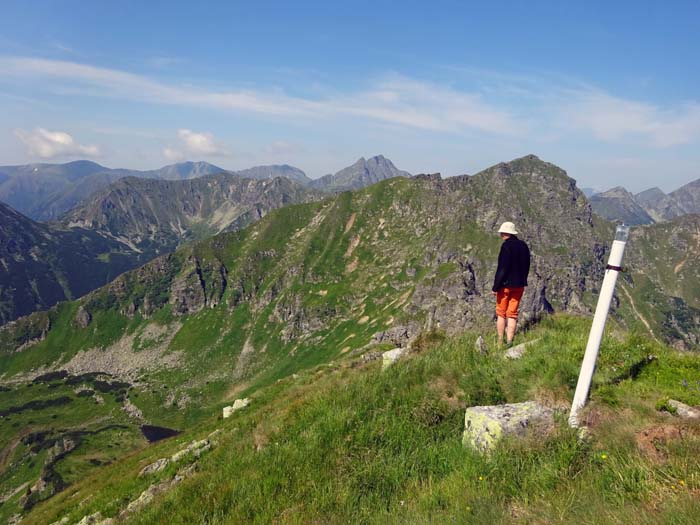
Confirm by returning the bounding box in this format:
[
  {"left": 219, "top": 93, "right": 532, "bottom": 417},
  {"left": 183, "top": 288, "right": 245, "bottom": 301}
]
[
  {"left": 0, "top": 155, "right": 409, "bottom": 222},
  {"left": 0, "top": 155, "right": 411, "bottom": 325},
  {"left": 590, "top": 177, "right": 700, "bottom": 224}
]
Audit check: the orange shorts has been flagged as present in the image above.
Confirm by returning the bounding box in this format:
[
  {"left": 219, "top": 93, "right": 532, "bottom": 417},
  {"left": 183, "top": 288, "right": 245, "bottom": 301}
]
[{"left": 495, "top": 287, "right": 525, "bottom": 319}]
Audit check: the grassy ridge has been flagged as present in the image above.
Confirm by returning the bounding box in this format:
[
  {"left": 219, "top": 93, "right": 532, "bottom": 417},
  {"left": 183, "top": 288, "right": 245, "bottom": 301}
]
[{"left": 25, "top": 315, "right": 700, "bottom": 525}]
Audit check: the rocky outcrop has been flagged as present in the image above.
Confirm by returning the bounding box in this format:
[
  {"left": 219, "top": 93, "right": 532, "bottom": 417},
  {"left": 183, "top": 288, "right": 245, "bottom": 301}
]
[
  {"left": 462, "top": 401, "right": 556, "bottom": 453},
  {"left": 169, "top": 257, "right": 227, "bottom": 315},
  {"left": 223, "top": 398, "right": 250, "bottom": 418},
  {"left": 75, "top": 306, "right": 92, "bottom": 328}
]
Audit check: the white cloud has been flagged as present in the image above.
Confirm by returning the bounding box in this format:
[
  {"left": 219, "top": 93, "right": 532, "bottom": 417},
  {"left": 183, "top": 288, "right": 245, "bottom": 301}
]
[
  {"left": 14, "top": 127, "right": 100, "bottom": 158},
  {"left": 162, "top": 146, "right": 184, "bottom": 162},
  {"left": 163, "top": 129, "right": 227, "bottom": 161},
  {"left": 177, "top": 129, "right": 222, "bottom": 154}
]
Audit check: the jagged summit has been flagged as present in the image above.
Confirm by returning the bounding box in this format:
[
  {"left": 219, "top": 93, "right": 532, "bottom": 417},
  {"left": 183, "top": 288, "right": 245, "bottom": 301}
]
[
  {"left": 309, "top": 154, "right": 411, "bottom": 192},
  {"left": 589, "top": 186, "right": 653, "bottom": 225}
]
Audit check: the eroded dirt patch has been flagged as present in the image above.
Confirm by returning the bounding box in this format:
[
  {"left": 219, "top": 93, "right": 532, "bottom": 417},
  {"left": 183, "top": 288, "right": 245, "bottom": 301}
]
[{"left": 636, "top": 425, "right": 685, "bottom": 462}]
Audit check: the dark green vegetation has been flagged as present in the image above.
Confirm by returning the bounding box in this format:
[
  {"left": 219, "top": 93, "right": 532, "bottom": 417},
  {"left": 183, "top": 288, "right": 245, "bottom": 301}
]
[
  {"left": 21, "top": 316, "right": 700, "bottom": 525},
  {"left": 1, "top": 155, "right": 699, "bottom": 522},
  {"left": 0, "top": 371, "right": 144, "bottom": 519},
  {"left": 0, "top": 202, "right": 147, "bottom": 325}
]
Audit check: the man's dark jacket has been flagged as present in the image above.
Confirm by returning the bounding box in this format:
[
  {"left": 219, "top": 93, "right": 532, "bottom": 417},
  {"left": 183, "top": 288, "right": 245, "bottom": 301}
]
[{"left": 492, "top": 236, "right": 531, "bottom": 292}]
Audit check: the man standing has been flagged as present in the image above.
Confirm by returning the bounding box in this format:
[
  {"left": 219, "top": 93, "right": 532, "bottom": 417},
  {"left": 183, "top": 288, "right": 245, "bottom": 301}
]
[{"left": 492, "top": 221, "right": 531, "bottom": 347}]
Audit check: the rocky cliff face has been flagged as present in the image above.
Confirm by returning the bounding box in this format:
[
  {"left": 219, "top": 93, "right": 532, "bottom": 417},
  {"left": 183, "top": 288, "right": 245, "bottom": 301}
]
[
  {"left": 61, "top": 173, "right": 320, "bottom": 260},
  {"left": 309, "top": 155, "right": 411, "bottom": 192}
]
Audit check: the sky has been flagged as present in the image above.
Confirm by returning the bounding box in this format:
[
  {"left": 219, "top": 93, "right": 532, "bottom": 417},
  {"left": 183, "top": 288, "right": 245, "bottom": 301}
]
[{"left": 1, "top": 1, "right": 699, "bottom": 192}]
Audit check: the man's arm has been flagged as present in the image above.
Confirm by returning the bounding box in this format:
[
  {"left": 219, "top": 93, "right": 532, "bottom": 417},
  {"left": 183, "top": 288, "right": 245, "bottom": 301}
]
[{"left": 492, "top": 243, "right": 510, "bottom": 292}]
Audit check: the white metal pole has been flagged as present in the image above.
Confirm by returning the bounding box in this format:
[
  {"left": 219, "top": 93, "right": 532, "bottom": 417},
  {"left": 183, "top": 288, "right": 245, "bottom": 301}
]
[{"left": 569, "top": 225, "right": 630, "bottom": 428}]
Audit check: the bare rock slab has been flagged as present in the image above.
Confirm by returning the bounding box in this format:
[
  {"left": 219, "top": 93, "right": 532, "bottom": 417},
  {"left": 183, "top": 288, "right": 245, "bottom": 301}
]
[
  {"left": 668, "top": 399, "right": 700, "bottom": 419},
  {"left": 504, "top": 338, "right": 541, "bottom": 360},
  {"left": 463, "top": 401, "right": 555, "bottom": 453}
]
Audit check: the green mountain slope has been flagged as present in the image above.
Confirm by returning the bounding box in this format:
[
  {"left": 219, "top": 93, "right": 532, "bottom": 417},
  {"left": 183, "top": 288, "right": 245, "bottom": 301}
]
[{"left": 17, "top": 316, "right": 700, "bottom": 525}]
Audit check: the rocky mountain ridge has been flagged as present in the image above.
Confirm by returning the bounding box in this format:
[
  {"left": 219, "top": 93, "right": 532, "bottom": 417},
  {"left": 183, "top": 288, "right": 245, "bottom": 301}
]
[
  {"left": 0, "top": 155, "right": 411, "bottom": 222},
  {"left": 0, "top": 160, "right": 227, "bottom": 221},
  {"left": 590, "top": 176, "right": 700, "bottom": 224},
  {"left": 60, "top": 173, "right": 320, "bottom": 260},
  {"left": 0, "top": 155, "right": 413, "bottom": 324}
]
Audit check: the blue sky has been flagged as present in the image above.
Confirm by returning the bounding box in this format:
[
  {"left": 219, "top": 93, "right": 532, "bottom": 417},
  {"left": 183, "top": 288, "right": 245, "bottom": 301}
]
[{"left": 1, "top": 1, "right": 699, "bottom": 191}]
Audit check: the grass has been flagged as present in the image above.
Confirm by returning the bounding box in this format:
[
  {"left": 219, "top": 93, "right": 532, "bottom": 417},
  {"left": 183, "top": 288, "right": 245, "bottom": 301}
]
[{"left": 23, "top": 315, "right": 700, "bottom": 525}]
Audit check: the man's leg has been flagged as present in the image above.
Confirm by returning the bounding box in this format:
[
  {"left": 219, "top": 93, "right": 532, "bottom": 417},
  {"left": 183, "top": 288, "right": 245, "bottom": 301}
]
[
  {"left": 497, "top": 315, "right": 506, "bottom": 345},
  {"left": 506, "top": 317, "right": 517, "bottom": 344},
  {"left": 504, "top": 287, "right": 524, "bottom": 344}
]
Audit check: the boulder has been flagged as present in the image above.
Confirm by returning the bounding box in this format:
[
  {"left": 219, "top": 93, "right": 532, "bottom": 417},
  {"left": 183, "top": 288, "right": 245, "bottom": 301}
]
[
  {"left": 381, "top": 348, "right": 406, "bottom": 370},
  {"left": 668, "top": 399, "right": 700, "bottom": 419},
  {"left": 463, "top": 401, "right": 555, "bottom": 453},
  {"left": 223, "top": 398, "right": 250, "bottom": 418}
]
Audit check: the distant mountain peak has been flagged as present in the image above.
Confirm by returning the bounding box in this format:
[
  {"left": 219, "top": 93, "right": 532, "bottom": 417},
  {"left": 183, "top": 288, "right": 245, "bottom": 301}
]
[{"left": 309, "top": 155, "right": 411, "bottom": 192}]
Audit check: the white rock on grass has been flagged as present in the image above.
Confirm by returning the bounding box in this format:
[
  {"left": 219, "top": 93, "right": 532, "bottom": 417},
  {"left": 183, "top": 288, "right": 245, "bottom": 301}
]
[
  {"left": 170, "top": 438, "right": 210, "bottom": 462},
  {"left": 504, "top": 338, "right": 541, "bottom": 360},
  {"left": 668, "top": 399, "right": 700, "bottom": 419},
  {"left": 382, "top": 348, "right": 406, "bottom": 370},
  {"left": 223, "top": 398, "right": 251, "bottom": 418},
  {"left": 138, "top": 457, "right": 169, "bottom": 477},
  {"left": 463, "top": 401, "right": 555, "bottom": 453}
]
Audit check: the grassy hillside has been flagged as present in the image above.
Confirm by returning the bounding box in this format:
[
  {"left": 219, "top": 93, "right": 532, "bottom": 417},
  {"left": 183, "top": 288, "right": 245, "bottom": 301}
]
[{"left": 20, "top": 315, "right": 700, "bottom": 525}]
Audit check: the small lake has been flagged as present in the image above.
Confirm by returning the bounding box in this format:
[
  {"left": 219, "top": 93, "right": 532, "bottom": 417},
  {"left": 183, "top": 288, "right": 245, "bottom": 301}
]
[{"left": 140, "top": 424, "right": 181, "bottom": 443}]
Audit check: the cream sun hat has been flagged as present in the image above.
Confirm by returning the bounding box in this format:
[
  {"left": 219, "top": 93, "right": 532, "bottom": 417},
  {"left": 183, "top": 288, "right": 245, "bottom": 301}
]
[{"left": 497, "top": 221, "right": 518, "bottom": 235}]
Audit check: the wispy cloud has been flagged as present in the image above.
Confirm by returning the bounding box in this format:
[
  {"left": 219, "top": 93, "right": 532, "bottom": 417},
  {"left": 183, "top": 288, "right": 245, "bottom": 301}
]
[
  {"left": 559, "top": 91, "right": 700, "bottom": 147},
  {"left": 0, "top": 57, "right": 521, "bottom": 135},
  {"left": 163, "top": 129, "right": 228, "bottom": 161},
  {"left": 2, "top": 56, "right": 700, "bottom": 149},
  {"left": 14, "top": 127, "right": 100, "bottom": 158}
]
